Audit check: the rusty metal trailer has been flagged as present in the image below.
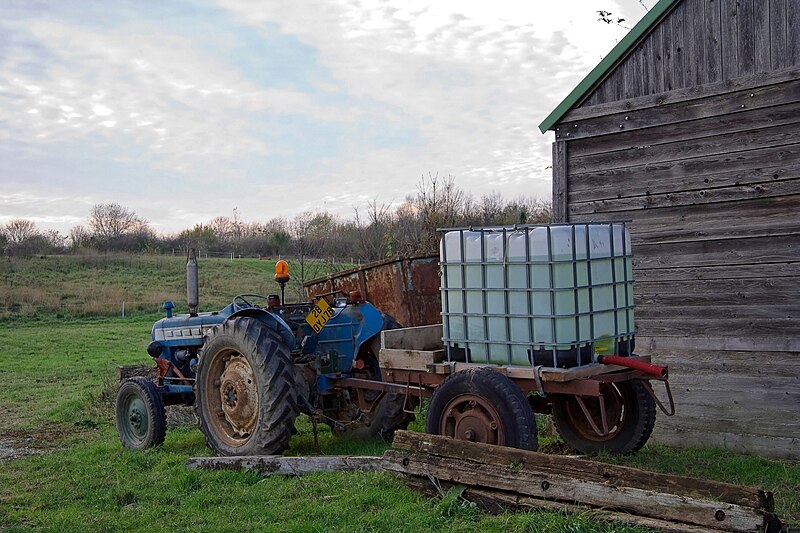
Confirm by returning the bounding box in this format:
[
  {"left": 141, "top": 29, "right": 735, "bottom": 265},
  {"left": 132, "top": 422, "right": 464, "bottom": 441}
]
[{"left": 327, "top": 323, "right": 674, "bottom": 454}]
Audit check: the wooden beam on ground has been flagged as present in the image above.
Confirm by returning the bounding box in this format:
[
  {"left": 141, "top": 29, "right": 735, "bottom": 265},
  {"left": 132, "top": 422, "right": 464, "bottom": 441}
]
[
  {"left": 387, "top": 431, "right": 784, "bottom": 533},
  {"left": 186, "top": 455, "right": 383, "bottom": 476},
  {"left": 402, "top": 475, "right": 717, "bottom": 533},
  {"left": 391, "top": 431, "right": 772, "bottom": 510}
]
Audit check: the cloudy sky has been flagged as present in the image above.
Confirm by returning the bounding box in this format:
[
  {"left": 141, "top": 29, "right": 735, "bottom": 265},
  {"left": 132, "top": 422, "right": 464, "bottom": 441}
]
[{"left": 0, "top": 0, "right": 648, "bottom": 235}]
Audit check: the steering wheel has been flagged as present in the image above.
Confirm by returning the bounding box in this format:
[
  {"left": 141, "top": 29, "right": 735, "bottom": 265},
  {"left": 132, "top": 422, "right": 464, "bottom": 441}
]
[{"left": 232, "top": 294, "right": 269, "bottom": 309}]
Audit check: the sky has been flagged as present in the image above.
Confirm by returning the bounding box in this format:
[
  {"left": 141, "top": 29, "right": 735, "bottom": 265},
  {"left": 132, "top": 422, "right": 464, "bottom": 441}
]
[{"left": 0, "top": 0, "right": 648, "bottom": 236}]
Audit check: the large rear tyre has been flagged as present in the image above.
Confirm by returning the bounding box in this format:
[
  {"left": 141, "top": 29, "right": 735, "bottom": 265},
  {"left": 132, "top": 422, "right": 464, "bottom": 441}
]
[
  {"left": 329, "top": 338, "right": 416, "bottom": 440},
  {"left": 551, "top": 380, "right": 656, "bottom": 455},
  {"left": 195, "top": 317, "right": 300, "bottom": 456},
  {"left": 425, "top": 368, "right": 538, "bottom": 451},
  {"left": 115, "top": 377, "right": 167, "bottom": 450}
]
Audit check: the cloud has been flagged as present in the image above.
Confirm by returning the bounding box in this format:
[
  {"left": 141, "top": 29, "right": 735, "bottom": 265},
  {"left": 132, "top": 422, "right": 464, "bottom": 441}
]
[{"left": 0, "top": 0, "right": 642, "bottom": 234}]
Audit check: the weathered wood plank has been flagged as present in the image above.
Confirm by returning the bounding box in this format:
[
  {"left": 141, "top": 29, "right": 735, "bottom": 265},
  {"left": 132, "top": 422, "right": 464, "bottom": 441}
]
[
  {"left": 637, "top": 317, "right": 800, "bottom": 338},
  {"left": 556, "top": 77, "right": 800, "bottom": 142},
  {"left": 186, "top": 455, "right": 384, "bottom": 475},
  {"left": 638, "top": 333, "right": 800, "bottom": 353},
  {"left": 570, "top": 119, "right": 800, "bottom": 175},
  {"left": 769, "top": 0, "right": 788, "bottom": 71},
  {"left": 571, "top": 194, "right": 800, "bottom": 230},
  {"left": 570, "top": 178, "right": 800, "bottom": 215},
  {"left": 390, "top": 431, "right": 773, "bottom": 510},
  {"left": 557, "top": 65, "right": 800, "bottom": 126},
  {"left": 552, "top": 141, "right": 568, "bottom": 223},
  {"left": 402, "top": 475, "right": 725, "bottom": 533},
  {"left": 568, "top": 96, "right": 800, "bottom": 160},
  {"left": 720, "top": 0, "right": 739, "bottom": 79},
  {"left": 381, "top": 324, "right": 442, "bottom": 352},
  {"left": 632, "top": 234, "right": 800, "bottom": 269},
  {"left": 660, "top": 22, "right": 672, "bottom": 92},
  {"left": 569, "top": 143, "right": 800, "bottom": 194},
  {"left": 736, "top": 0, "right": 755, "bottom": 78},
  {"left": 788, "top": 0, "right": 800, "bottom": 65},
  {"left": 752, "top": 0, "right": 770, "bottom": 73},
  {"left": 691, "top": 0, "right": 707, "bottom": 86},
  {"left": 701, "top": 0, "right": 724, "bottom": 83},
  {"left": 379, "top": 348, "right": 445, "bottom": 371},
  {"left": 636, "top": 304, "right": 796, "bottom": 321},
  {"left": 382, "top": 450, "right": 772, "bottom": 531},
  {"left": 651, "top": 426, "right": 800, "bottom": 461},
  {"left": 651, "top": 350, "right": 800, "bottom": 376},
  {"left": 671, "top": 0, "right": 685, "bottom": 90},
  {"left": 634, "top": 262, "right": 799, "bottom": 282},
  {"left": 630, "top": 215, "right": 800, "bottom": 245},
  {"left": 653, "top": 410, "right": 800, "bottom": 443},
  {"left": 635, "top": 276, "right": 800, "bottom": 299},
  {"left": 568, "top": 151, "right": 800, "bottom": 203}
]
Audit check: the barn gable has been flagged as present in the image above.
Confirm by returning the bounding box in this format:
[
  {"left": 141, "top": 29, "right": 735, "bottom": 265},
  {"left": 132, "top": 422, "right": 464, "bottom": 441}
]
[{"left": 541, "top": 0, "right": 800, "bottom": 459}]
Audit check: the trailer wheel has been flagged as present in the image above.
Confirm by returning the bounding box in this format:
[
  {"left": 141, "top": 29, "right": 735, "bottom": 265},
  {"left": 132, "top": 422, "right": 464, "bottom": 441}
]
[
  {"left": 426, "top": 368, "right": 538, "bottom": 450},
  {"left": 551, "top": 380, "right": 656, "bottom": 455},
  {"left": 115, "top": 377, "right": 167, "bottom": 450},
  {"left": 330, "top": 338, "right": 417, "bottom": 440},
  {"left": 195, "top": 317, "right": 300, "bottom": 456}
]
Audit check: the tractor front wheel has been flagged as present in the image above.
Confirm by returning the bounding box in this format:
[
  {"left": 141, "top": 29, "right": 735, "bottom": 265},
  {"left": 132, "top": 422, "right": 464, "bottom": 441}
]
[
  {"left": 115, "top": 377, "right": 167, "bottom": 450},
  {"left": 551, "top": 380, "right": 656, "bottom": 455},
  {"left": 195, "top": 317, "right": 300, "bottom": 456},
  {"left": 425, "top": 368, "right": 538, "bottom": 450}
]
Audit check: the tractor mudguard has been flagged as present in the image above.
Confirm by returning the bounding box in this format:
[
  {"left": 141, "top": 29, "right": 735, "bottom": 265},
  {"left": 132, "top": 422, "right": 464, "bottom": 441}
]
[
  {"left": 228, "top": 308, "right": 297, "bottom": 350},
  {"left": 351, "top": 302, "right": 384, "bottom": 356}
]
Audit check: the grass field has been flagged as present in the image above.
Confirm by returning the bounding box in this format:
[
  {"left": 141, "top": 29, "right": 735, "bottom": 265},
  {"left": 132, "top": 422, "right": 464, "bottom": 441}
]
[
  {"left": 0, "top": 255, "right": 798, "bottom": 532},
  {"left": 0, "top": 254, "right": 345, "bottom": 319}
]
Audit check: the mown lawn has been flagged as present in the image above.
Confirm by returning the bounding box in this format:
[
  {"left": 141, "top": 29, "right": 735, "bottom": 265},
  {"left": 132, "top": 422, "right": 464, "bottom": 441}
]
[{"left": 0, "top": 315, "right": 797, "bottom": 532}]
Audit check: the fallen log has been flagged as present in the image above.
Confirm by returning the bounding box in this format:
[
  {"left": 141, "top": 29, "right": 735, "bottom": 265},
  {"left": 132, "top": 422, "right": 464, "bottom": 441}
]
[{"left": 386, "top": 431, "right": 785, "bottom": 533}]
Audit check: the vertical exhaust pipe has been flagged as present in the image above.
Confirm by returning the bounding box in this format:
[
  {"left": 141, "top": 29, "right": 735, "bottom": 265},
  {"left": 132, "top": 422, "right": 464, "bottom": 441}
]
[{"left": 187, "top": 248, "right": 199, "bottom": 316}]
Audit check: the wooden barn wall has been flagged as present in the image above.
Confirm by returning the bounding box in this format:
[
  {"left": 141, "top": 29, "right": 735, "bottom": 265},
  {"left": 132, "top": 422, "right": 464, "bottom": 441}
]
[
  {"left": 553, "top": 67, "right": 800, "bottom": 459},
  {"left": 582, "top": 0, "right": 800, "bottom": 107}
]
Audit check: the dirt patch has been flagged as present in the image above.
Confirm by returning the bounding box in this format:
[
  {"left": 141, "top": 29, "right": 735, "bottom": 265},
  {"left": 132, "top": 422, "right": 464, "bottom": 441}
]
[{"left": 0, "top": 428, "right": 70, "bottom": 462}]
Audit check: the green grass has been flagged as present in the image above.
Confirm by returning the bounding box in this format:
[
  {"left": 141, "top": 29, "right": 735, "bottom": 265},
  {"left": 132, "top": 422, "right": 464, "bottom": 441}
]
[
  {"left": 0, "top": 314, "right": 797, "bottom": 531},
  {"left": 0, "top": 254, "right": 345, "bottom": 320}
]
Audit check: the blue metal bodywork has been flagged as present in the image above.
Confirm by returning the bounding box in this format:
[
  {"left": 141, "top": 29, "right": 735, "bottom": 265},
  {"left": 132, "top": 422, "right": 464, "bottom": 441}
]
[{"left": 149, "top": 298, "right": 385, "bottom": 399}]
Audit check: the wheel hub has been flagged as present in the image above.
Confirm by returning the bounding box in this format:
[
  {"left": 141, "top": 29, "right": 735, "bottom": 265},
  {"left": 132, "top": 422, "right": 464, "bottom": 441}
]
[
  {"left": 126, "top": 398, "right": 148, "bottom": 438},
  {"left": 218, "top": 357, "right": 258, "bottom": 437},
  {"left": 441, "top": 395, "right": 503, "bottom": 445}
]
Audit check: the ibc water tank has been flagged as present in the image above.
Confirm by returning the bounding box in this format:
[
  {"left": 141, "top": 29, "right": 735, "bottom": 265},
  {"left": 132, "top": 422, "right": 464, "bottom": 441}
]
[{"left": 440, "top": 223, "right": 635, "bottom": 368}]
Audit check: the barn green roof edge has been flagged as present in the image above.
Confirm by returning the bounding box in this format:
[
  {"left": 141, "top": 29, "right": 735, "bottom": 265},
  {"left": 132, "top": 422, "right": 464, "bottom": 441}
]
[{"left": 538, "top": 0, "right": 680, "bottom": 133}]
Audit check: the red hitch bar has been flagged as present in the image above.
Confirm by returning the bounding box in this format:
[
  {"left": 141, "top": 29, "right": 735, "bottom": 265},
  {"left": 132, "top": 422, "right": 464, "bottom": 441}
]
[{"left": 597, "top": 355, "right": 667, "bottom": 378}]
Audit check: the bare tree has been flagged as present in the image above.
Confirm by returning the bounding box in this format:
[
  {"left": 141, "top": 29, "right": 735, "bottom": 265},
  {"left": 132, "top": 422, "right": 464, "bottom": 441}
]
[
  {"left": 88, "top": 203, "right": 142, "bottom": 240},
  {"left": 69, "top": 225, "right": 92, "bottom": 249},
  {"left": 3, "top": 219, "right": 38, "bottom": 244}
]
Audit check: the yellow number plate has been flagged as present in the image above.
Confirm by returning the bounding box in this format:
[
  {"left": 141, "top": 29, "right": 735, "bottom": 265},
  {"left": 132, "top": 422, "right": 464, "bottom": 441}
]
[{"left": 306, "top": 298, "right": 335, "bottom": 334}]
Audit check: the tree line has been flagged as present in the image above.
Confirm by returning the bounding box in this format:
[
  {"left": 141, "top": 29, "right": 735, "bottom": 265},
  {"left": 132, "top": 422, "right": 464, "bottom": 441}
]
[{"left": 1, "top": 175, "right": 550, "bottom": 262}]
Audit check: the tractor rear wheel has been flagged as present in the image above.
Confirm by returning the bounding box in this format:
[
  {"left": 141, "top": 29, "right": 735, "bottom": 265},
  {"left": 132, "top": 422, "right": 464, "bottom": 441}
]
[
  {"left": 551, "top": 380, "right": 656, "bottom": 455},
  {"left": 195, "top": 317, "right": 300, "bottom": 456},
  {"left": 115, "top": 377, "right": 167, "bottom": 450},
  {"left": 330, "top": 338, "right": 417, "bottom": 440},
  {"left": 425, "top": 368, "right": 538, "bottom": 450}
]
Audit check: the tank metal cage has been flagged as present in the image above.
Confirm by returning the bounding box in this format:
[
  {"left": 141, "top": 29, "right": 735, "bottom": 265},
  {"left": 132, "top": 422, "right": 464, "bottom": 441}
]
[{"left": 438, "top": 222, "right": 635, "bottom": 369}]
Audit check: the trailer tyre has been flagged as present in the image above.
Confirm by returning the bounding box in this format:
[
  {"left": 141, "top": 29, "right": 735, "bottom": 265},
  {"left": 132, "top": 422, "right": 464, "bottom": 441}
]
[
  {"left": 195, "top": 317, "right": 300, "bottom": 456},
  {"left": 551, "top": 380, "right": 656, "bottom": 455},
  {"left": 426, "top": 368, "right": 538, "bottom": 450},
  {"left": 115, "top": 377, "right": 167, "bottom": 450}
]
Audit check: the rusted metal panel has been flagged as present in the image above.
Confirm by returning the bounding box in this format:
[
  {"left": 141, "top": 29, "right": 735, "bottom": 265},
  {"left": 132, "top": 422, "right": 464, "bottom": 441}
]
[{"left": 304, "top": 255, "right": 442, "bottom": 327}]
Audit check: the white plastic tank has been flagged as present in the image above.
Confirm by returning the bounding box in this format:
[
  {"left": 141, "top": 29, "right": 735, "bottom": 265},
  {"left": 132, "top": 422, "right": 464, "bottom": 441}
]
[{"left": 440, "top": 223, "right": 635, "bottom": 367}]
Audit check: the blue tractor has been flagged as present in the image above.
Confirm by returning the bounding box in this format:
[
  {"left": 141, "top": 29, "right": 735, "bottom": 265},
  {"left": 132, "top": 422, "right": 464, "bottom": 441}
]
[{"left": 114, "top": 251, "right": 415, "bottom": 456}]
